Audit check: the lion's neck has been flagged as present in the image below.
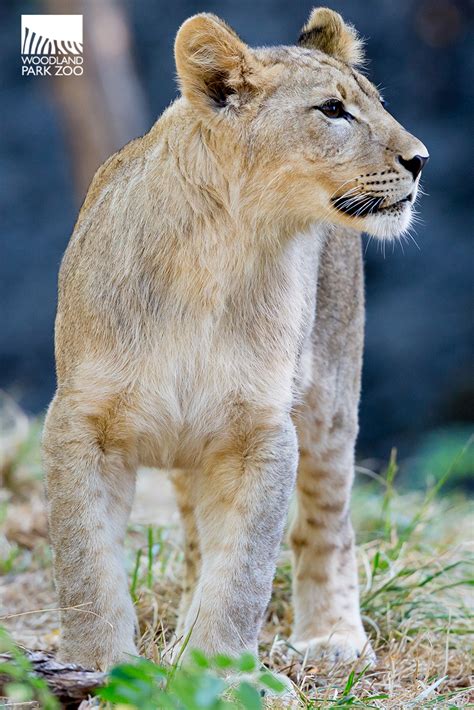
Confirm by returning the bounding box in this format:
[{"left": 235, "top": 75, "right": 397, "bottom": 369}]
[{"left": 151, "top": 101, "right": 318, "bottom": 246}]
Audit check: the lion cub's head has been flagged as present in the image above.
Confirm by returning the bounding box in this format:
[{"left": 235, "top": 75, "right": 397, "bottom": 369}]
[{"left": 175, "top": 8, "right": 428, "bottom": 239}]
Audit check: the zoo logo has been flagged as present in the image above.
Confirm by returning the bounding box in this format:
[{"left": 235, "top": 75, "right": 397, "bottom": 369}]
[{"left": 21, "top": 15, "right": 83, "bottom": 77}]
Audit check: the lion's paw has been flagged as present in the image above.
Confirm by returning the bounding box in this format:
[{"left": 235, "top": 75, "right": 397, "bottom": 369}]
[{"left": 289, "top": 632, "right": 375, "bottom": 667}]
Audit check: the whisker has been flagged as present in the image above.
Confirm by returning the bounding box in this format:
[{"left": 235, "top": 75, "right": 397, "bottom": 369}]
[
  {"left": 364, "top": 234, "right": 374, "bottom": 255},
  {"left": 319, "top": 186, "right": 365, "bottom": 223},
  {"left": 327, "top": 177, "right": 361, "bottom": 202}
]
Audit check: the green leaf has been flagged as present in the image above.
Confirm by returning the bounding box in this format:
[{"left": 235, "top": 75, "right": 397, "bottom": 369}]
[
  {"left": 258, "top": 672, "right": 286, "bottom": 693},
  {"left": 0, "top": 627, "right": 59, "bottom": 709},
  {"left": 191, "top": 648, "right": 211, "bottom": 669},
  {"left": 234, "top": 681, "right": 262, "bottom": 710},
  {"left": 194, "top": 674, "right": 226, "bottom": 706},
  {"left": 212, "top": 654, "right": 234, "bottom": 670},
  {"left": 237, "top": 653, "right": 257, "bottom": 673},
  {"left": 4, "top": 682, "right": 34, "bottom": 702}
]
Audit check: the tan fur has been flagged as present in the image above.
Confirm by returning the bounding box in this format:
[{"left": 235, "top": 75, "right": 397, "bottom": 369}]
[{"left": 43, "top": 8, "right": 428, "bottom": 670}]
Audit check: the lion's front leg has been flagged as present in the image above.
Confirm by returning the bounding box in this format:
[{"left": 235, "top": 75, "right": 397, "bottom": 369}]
[
  {"left": 178, "top": 414, "right": 298, "bottom": 658},
  {"left": 43, "top": 394, "right": 138, "bottom": 671}
]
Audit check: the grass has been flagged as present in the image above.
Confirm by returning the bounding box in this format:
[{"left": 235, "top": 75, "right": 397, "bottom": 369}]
[
  {"left": 0, "top": 400, "right": 473, "bottom": 708},
  {"left": 96, "top": 651, "right": 289, "bottom": 710}
]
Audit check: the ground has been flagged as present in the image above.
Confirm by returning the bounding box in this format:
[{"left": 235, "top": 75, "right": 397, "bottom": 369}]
[{"left": 0, "top": 397, "right": 472, "bottom": 708}]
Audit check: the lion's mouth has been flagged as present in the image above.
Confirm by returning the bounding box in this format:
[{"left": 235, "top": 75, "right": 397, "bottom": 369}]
[{"left": 332, "top": 192, "right": 413, "bottom": 218}]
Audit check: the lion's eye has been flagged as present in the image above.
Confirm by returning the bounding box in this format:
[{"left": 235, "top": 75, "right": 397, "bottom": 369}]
[{"left": 317, "top": 99, "right": 350, "bottom": 119}]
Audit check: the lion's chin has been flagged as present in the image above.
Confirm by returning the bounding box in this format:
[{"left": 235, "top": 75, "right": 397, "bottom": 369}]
[{"left": 361, "top": 202, "right": 413, "bottom": 240}]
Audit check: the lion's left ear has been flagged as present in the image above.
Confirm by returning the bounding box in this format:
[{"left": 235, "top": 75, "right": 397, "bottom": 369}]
[
  {"left": 175, "top": 13, "right": 263, "bottom": 112},
  {"left": 298, "top": 7, "right": 364, "bottom": 66}
]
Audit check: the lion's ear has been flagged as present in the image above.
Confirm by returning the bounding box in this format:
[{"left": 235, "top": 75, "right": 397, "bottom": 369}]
[
  {"left": 298, "top": 7, "right": 364, "bottom": 66},
  {"left": 175, "top": 14, "right": 262, "bottom": 111}
]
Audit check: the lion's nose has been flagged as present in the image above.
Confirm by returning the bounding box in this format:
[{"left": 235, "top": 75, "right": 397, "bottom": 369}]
[{"left": 397, "top": 154, "right": 429, "bottom": 180}]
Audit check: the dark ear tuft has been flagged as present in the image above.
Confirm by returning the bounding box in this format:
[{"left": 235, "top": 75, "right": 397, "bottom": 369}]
[{"left": 298, "top": 7, "right": 364, "bottom": 66}]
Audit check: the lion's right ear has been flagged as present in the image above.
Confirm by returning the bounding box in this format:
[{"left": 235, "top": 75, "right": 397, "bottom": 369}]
[{"left": 175, "top": 14, "right": 262, "bottom": 111}]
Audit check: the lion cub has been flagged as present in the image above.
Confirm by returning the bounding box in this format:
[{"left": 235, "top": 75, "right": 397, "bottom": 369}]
[{"left": 43, "top": 8, "right": 428, "bottom": 670}]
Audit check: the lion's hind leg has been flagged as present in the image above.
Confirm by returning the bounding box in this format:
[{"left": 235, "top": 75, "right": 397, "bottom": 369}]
[
  {"left": 289, "top": 229, "right": 373, "bottom": 665},
  {"left": 171, "top": 469, "right": 202, "bottom": 640},
  {"left": 289, "top": 423, "right": 371, "bottom": 664}
]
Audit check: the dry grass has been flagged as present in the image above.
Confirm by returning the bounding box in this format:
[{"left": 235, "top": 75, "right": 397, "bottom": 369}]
[{"left": 1, "top": 398, "right": 473, "bottom": 708}]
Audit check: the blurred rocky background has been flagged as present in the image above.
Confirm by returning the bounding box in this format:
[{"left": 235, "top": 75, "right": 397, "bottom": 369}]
[{"left": 0, "top": 0, "right": 472, "bottom": 485}]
